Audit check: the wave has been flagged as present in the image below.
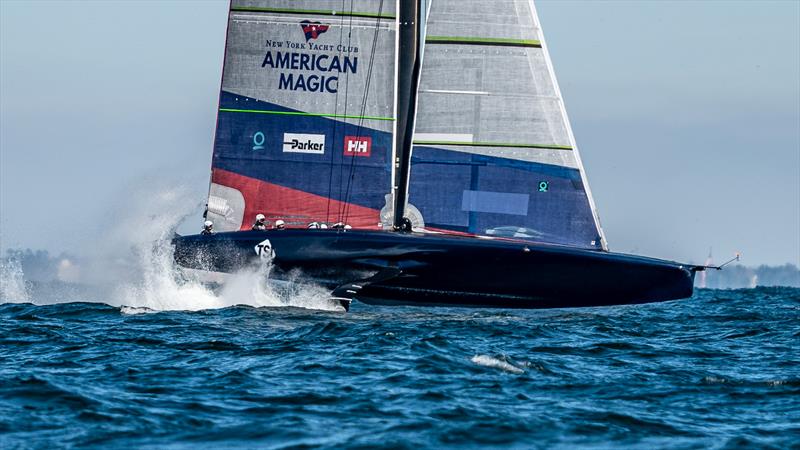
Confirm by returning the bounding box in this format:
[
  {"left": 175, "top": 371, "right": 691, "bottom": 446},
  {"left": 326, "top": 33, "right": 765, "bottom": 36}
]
[{"left": 471, "top": 354, "right": 525, "bottom": 374}]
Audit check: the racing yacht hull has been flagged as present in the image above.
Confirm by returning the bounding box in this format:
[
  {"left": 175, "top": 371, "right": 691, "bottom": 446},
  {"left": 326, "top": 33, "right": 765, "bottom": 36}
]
[{"left": 172, "top": 230, "right": 696, "bottom": 309}]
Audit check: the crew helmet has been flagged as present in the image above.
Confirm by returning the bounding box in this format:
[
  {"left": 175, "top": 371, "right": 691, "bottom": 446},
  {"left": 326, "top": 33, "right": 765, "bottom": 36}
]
[
  {"left": 275, "top": 219, "right": 286, "bottom": 229},
  {"left": 256, "top": 213, "right": 265, "bottom": 222},
  {"left": 204, "top": 220, "right": 213, "bottom": 228}
]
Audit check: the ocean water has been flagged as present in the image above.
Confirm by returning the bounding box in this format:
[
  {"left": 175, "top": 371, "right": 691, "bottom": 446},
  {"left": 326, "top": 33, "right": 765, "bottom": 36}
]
[
  {"left": 1, "top": 287, "right": 798, "bottom": 449},
  {"left": 1, "top": 186, "right": 798, "bottom": 448}
]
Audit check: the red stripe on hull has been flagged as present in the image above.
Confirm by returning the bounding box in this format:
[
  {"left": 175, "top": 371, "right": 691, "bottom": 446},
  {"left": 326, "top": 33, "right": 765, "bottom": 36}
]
[{"left": 212, "top": 169, "right": 381, "bottom": 230}]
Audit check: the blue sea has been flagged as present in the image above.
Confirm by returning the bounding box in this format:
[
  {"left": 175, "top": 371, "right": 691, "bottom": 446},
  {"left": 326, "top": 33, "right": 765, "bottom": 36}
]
[{"left": 1, "top": 287, "right": 798, "bottom": 449}]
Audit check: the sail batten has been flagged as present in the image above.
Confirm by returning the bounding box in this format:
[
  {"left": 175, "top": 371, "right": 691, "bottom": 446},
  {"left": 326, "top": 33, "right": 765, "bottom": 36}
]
[
  {"left": 413, "top": 141, "right": 572, "bottom": 150},
  {"left": 425, "top": 36, "right": 541, "bottom": 47},
  {"left": 219, "top": 108, "right": 395, "bottom": 121},
  {"left": 231, "top": 7, "right": 397, "bottom": 19}
]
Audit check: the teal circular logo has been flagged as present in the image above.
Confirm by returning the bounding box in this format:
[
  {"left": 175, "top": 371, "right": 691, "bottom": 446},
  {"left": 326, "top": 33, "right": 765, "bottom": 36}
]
[
  {"left": 253, "top": 131, "right": 265, "bottom": 150},
  {"left": 538, "top": 181, "right": 549, "bottom": 192}
]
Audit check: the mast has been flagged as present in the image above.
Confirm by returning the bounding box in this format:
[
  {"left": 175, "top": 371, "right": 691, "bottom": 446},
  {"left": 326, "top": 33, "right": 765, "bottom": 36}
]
[{"left": 392, "top": 0, "right": 423, "bottom": 230}]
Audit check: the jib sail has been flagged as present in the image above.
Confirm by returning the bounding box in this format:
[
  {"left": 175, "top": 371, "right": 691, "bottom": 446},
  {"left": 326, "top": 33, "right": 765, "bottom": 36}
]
[
  {"left": 206, "top": 0, "right": 398, "bottom": 231},
  {"left": 407, "top": 0, "right": 607, "bottom": 249}
]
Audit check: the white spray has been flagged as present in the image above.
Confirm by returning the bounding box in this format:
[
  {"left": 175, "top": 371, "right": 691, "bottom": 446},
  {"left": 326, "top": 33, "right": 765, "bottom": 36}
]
[
  {"left": 3, "top": 176, "right": 343, "bottom": 312},
  {"left": 0, "top": 256, "right": 30, "bottom": 303}
]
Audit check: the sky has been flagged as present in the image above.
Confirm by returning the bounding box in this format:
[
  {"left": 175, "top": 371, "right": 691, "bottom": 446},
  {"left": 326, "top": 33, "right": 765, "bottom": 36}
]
[{"left": 1, "top": 0, "right": 798, "bottom": 266}]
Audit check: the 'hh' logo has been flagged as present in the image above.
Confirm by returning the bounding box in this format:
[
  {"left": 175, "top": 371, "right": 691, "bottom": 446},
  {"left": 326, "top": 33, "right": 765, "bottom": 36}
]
[
  {"left": 300, "top": 20, "right": 329, "bottom": 42},
  {"left": 344, "top": 136, "right": 372, "bottom": 157}
]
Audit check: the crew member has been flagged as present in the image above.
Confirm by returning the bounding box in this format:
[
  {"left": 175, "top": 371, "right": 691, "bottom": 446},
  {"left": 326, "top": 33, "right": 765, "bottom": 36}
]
[
  {"left": 252, "top": 214, "right": 267, "bottom": 231},
  {"left": 274, "top": 219, "right": 286, "bottom": 230},
  {"left": 201, "top": 220, "right": 214, "bottom": 235}
]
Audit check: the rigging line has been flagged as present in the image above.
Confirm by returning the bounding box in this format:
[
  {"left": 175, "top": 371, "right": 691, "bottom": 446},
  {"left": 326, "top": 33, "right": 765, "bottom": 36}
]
[
  {"left": 343, "top": 17, "right": 381, "bottom": 225},
  {"left": 325, "top": 0, "right": 349, "bottom": 224},
  {"left": 342, "top": 0, "right": 384, "bottom": 225},
  {"left": 337, "top": 1, "right": 357, "bottom": 223},
  {"left": 338, "top": 0, "right": 371, "bottom": 224},
  {"left": 336, "top": 0, "right": 358, "bottom": 223},
  {"left": 340, "top": 0, "right": 384, "bottom": 222}
]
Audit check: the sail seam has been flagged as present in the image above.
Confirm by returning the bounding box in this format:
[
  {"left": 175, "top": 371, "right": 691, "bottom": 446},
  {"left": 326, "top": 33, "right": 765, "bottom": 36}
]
[
  {"left": 425, "top": 36, "right": 541, "bottom": 47},
  {"left": 218, "top": 108, "right": 394, "bottom": 121},
  {"left": 413, "top": 140, "right": 572, "bottom": 150},
  {"left": 230, "top": 7, "right": 396, "bottom": 20}
]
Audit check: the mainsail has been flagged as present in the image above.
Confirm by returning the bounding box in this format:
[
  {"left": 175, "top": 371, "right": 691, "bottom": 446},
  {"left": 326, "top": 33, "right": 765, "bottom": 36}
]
[
  {"left": 406, "top": 0, "right": 607, "bottom": 249},
  {"left": 207, "top": 0, "right": 398, "bottom": 231}
]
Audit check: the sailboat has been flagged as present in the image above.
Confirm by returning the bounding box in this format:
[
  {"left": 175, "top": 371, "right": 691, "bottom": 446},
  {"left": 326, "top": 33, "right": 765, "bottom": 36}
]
[{"left": 173, "top": 0, "right": 702, "bottom": 310}]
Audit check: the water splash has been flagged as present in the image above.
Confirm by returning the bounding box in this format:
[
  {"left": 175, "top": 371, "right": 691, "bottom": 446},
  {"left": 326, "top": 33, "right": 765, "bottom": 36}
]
[
  {"left": 217, "top": 265, "right": 345, "bottom": 312},
  {"left": 0, "top": 256, "right": 30, "bottom": 303},
  {"left": 111, "top": 238, "right": 343, "bottom": 312},
  {"left": 12, "top": 177, "right": 343, "bottom": 312},
  {"left": 101, "top": 181, "right": 344, "bottom": 312}
]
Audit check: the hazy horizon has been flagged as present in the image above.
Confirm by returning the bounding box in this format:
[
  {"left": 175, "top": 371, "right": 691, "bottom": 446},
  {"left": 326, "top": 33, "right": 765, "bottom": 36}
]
[{"left": 1, "top": 0, "right": 798, "bottom": 266}]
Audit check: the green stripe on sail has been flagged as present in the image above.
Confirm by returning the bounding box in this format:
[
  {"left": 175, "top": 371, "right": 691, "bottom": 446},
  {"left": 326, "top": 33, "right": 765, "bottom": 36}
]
[
  {"left": 230, "top": 7, "right": 396, "bottom": 20},
  {"left": 219, "top": 108, "right": 395, "bottom": 121},
  {"left": 425, "top": 36, "right": 542, "bottom": 48},
  {"left": 413, "top": 141, "right": 572, "bottom": 150}
]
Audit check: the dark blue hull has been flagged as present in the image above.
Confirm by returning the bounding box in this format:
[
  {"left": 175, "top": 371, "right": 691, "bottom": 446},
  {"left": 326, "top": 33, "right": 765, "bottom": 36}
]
[{"left": 172, "top": 230, "right": 695, "bottom": 309}]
